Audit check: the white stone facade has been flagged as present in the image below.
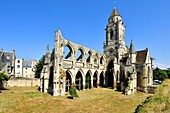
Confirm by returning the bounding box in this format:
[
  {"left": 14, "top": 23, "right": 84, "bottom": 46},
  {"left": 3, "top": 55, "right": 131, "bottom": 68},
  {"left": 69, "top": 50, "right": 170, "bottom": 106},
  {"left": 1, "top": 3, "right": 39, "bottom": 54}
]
[
  {"left": 15, "top": 59, "right": 37, "bottom": 78},
  {"left": 15, "top": 58, "right": 24, "bottom": 77}
]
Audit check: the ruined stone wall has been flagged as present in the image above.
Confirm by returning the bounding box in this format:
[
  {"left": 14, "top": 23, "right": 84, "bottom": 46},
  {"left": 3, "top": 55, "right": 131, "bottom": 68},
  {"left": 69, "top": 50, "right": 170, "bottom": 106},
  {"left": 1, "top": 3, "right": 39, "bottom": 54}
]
[{"left": 7, "top": 79, "right": 40, "bottom": 87}]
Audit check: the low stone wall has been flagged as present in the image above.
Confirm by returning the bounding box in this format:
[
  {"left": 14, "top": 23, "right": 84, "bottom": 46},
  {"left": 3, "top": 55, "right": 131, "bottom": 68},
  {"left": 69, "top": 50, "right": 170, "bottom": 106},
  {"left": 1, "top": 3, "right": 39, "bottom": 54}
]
[{"left": 7, "top": 79, "right": 40, "bottom": 87}]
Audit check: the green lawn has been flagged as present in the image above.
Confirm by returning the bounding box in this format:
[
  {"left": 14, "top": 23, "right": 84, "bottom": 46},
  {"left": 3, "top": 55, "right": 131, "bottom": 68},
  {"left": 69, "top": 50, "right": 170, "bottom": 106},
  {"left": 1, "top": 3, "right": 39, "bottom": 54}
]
[{"left": 0, "top": 87, "right": 151, "bottom": 113}]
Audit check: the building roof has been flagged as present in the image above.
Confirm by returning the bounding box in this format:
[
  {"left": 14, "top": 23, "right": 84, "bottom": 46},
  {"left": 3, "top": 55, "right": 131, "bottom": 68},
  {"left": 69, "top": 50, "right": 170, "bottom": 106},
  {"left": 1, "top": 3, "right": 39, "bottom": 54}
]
[
  {"left": 0, "top": 50, "right": 13, "bottom": 65},
  {"left": 129, "top": 40, "right": 135, "bottom": 53},
  {"left": 0, "top": 49, "right": 14, "bottom": 71},
  {"left": 111, "top": 7, "right": 120, "bottom": 17},
  {"left": 136, "top": 49, "right": 148, "bottom": 63},
  {"left": 23, "top": 59, "right": 37, "bottom": 67}
]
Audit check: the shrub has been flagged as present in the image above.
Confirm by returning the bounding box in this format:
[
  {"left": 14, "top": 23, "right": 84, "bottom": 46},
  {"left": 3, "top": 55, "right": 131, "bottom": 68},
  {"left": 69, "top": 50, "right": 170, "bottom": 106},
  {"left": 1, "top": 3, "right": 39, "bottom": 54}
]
[
  {"left": 0, "top": 73, "right": 9, "bottom": 82},
  {"left": 69, "top": 87, "right": 79, "bottom": 98}
]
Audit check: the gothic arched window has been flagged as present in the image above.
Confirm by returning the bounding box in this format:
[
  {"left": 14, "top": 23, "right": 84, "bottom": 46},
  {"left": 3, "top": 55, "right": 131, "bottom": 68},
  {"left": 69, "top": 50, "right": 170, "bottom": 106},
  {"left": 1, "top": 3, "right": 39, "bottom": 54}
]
[{"left": 110, "top": 29, "right": 113, "bottom": 40}]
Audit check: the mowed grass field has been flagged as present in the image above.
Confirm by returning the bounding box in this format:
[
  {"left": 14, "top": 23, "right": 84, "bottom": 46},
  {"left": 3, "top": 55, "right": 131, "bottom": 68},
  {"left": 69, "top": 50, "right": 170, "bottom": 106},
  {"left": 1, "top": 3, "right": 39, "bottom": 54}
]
[{"left": 0, "top": 87, "right": 151, "bottom": 113}]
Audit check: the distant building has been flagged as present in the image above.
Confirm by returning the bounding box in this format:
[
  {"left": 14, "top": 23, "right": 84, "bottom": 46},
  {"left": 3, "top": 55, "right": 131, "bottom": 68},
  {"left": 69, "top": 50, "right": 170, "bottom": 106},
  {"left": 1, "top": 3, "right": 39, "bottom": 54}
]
[
  {"left": 23, "top": 59, "right": 37, "bottom": 78},
  {"left": 15, "top": 58, "right": 24, "bottom": 77},
  {"left": 15, "top": 59, "right": 37, "bottom": 78},
  {"left": 0, "top": 49, "right": 15, "bottom": 77}
]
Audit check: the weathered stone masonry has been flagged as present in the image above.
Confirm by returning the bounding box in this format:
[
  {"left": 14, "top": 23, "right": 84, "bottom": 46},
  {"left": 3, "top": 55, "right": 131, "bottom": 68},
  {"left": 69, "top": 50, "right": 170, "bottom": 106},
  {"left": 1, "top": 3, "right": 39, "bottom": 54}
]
[{"left": 40, "top": 7, "right": 153, "bottom": 96}]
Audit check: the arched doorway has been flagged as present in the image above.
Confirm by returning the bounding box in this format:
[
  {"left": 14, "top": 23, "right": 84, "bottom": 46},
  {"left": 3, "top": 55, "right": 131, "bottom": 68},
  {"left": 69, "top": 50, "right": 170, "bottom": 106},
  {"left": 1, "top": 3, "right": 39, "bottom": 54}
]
[
  {"left": 48, "top": 66, "right": 53, "bottom": 94},
  {"left": 65, "top": 71, "right": 72, "bottom": 92},
  {"left": 75, "top": 71, "right": 83, "bottom": 90},
  {"left": 137, "top": 72, "right": 142, "bottom": 90},
  {"left": 85, "top": 71, "right": 91, "bottom": 89},
  {"left": 99, "top": 72, "right": 104, "bottom": 87},
  {"left": 107, "top": 60, "right": 114, "bottom": 88},
  {"left": 93, "top": 71, "right": 98, "bottom": 88}
]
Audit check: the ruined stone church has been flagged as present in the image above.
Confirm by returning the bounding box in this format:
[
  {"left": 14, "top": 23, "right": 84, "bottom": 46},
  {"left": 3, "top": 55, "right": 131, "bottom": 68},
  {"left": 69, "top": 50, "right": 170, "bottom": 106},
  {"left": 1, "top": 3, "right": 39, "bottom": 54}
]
[{"left": 40, "top": 7, "right": 153, "bottom": 96}]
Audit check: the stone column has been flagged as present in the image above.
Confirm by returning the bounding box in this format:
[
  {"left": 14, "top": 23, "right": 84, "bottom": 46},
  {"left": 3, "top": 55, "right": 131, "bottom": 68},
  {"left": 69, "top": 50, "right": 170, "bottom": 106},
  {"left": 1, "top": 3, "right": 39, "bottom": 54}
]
[
  {"left": 91, "top": 75, "right": 93, "bottom": 89},
  {"left": 114, "top": 74, "right": 117, "bottom": 90},
  {"left": 83, "top": 76, "right": 85, "bottom": 90}
]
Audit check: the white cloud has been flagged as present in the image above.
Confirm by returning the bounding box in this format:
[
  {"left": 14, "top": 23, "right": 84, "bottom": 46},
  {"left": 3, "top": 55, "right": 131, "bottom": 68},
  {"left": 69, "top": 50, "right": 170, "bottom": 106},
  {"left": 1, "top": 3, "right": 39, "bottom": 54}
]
[{"left": 153, "top": 62, "right": 170, "bottom": 70}]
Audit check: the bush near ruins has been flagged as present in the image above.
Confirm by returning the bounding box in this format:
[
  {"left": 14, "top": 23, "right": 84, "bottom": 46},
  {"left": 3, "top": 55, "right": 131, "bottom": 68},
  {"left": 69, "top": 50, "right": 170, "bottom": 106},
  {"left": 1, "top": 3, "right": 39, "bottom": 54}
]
[
  {"left": 0, "top": 73, "right": 9, "bottom": 82},
  {"left": 69, "top": 87, "right": 79, "bottom": 99},
  {"left": 0, "top": 73, "right": 9, "bottom": 90}
]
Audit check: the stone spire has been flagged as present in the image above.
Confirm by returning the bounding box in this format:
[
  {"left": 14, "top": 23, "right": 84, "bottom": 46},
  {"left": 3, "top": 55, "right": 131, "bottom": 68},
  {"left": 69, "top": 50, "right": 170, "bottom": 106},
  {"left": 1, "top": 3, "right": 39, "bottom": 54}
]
[
  {"left": 111, "top": 7, "right": 120, "bottom": 17},
  {"left": 45, "top": 44, "right": 51, "bottom": 64},
  {"left": 46, "top": 44, "right": 50, "bottom": 54},
  {"left": 129, "top": 40, "right": 135, "bottom": 53}
]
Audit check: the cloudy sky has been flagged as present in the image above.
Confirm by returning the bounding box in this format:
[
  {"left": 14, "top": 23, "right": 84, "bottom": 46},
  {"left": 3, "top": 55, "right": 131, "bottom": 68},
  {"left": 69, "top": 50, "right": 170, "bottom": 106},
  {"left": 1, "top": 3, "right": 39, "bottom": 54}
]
[{"left": 0, "top": 0, "right": 170, "bottom": 69}]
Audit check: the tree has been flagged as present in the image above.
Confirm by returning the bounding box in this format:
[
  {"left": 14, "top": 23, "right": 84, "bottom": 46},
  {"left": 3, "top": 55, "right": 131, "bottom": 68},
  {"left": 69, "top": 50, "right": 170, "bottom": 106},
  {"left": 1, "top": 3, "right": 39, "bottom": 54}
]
[
  {"left": 35, "top": 55, "right": 45, "bottom": 78},
  {"left": 153, "top": 67, "right": 168, "bottom": 81},
  {"left": 0, "top": 73, "right": 9, "bottom": 82},
  {"left": 166, "top": 68, "right": 170, "bottom": 78}
]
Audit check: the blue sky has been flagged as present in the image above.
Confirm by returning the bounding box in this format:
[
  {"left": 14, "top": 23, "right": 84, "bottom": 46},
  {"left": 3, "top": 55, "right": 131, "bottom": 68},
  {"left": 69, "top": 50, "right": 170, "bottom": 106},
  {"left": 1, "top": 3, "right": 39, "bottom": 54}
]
[{"left": 0, "top": 0, "right": 170, "bottom": 69}]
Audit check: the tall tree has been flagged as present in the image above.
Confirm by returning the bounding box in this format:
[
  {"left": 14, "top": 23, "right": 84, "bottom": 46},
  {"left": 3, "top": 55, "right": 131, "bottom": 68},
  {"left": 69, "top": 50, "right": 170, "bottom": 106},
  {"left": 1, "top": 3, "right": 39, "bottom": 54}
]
[{"left": 35, "top": 55, "right": 45, "bottom": 78}]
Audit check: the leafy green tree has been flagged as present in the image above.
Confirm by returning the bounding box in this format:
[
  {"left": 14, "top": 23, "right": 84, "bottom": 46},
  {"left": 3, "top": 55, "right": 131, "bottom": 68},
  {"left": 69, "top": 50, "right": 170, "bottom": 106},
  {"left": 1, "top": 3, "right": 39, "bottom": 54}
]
[
  {"left": 153, "top": 67, "right": 168, "bottom": 81},
  {"left": 0, "top": 73, "right": 9, "bottom": 82},
  {"left": 35, "top": 55, "right": 45, "bottom": 78},
  {"left": 166, "top": 68, "right": 170, "bottom": 78}
]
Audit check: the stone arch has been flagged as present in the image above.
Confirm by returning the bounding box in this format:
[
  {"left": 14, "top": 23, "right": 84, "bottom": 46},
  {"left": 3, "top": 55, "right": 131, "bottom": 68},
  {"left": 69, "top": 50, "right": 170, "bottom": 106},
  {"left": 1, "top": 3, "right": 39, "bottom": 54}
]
[
  {"left": 65, "top": 70, "right": 72, "bottom": 92},
  {"left": 85, "top": 70, "right": 92, "bottom": 89},
  {"left": 110, "top": 29, "right": 114, "bottom": 40},
  {"left": 75, "top": 47, "right": 85, "bottom": 62},
  {"left": 93, "top": 53, "right": 99, "bottom": 65},
  {"left": 86, "top": 51, "right": 92, "bottom": 63},
  {"left": 137, "top": 72, "right": 142, "bottom": 89},
  {"left": 63, "top": 44, "right": 74, "bottom": 60},
  {"left": 108, "top": 56, "right": 117, "bottom": 64},
  {"left": 75, "top": 70, "right": 83, "bottom": 90},
  {"left": 106, "top": 59, "right": 115, "bottom": 89},
  {"left": 99, "top": 71, "right": 104, "bottom": 87},
  {"left": 100, "top": 56, "right": 105, "bottom": 65},
  {"left": 93, "top": 71, "right": 98, "bottom": 88}
]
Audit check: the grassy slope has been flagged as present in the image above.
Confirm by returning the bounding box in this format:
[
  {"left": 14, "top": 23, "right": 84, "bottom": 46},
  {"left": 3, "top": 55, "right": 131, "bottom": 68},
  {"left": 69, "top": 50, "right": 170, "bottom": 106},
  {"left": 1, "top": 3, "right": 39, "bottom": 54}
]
[
  {"left": 0, "top": 87, "right": 151, "bottom": 113},
  {"left": 135, "top": 79, "right": 170, "bottom": 113}
]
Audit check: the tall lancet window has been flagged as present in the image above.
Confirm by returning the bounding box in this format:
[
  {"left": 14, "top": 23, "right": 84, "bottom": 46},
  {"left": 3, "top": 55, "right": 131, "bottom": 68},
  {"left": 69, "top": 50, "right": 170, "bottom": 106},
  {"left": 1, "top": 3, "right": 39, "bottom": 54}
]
[{"left": 110, "top": 29, "right": 114, "bottom": 40}]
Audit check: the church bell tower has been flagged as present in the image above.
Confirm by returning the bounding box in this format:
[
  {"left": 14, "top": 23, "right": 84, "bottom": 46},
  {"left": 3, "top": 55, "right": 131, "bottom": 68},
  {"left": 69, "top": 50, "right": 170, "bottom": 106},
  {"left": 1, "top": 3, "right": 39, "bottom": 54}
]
[{"left": 104, "top": 7, "right": 127, "bottom": 58}]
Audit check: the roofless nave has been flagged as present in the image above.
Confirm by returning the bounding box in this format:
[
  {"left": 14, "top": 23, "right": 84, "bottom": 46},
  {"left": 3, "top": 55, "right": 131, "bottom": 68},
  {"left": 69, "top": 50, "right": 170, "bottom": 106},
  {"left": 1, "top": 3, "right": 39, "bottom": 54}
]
[{"left": 40, "top": 7, "right": 153, "bottom": 96}]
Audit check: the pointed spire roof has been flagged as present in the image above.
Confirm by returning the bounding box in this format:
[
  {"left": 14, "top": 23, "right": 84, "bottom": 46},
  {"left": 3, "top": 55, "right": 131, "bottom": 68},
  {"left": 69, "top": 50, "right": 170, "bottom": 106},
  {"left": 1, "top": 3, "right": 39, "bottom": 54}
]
[
  {"left": 46, "top": 44, "right": 50, "bottom": 54},
  {"left": 130, "top": 40, "right": 135, "bottom": 53},
  {"left": 111, "top": 7, "right": 120, "bottom": 16}
]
